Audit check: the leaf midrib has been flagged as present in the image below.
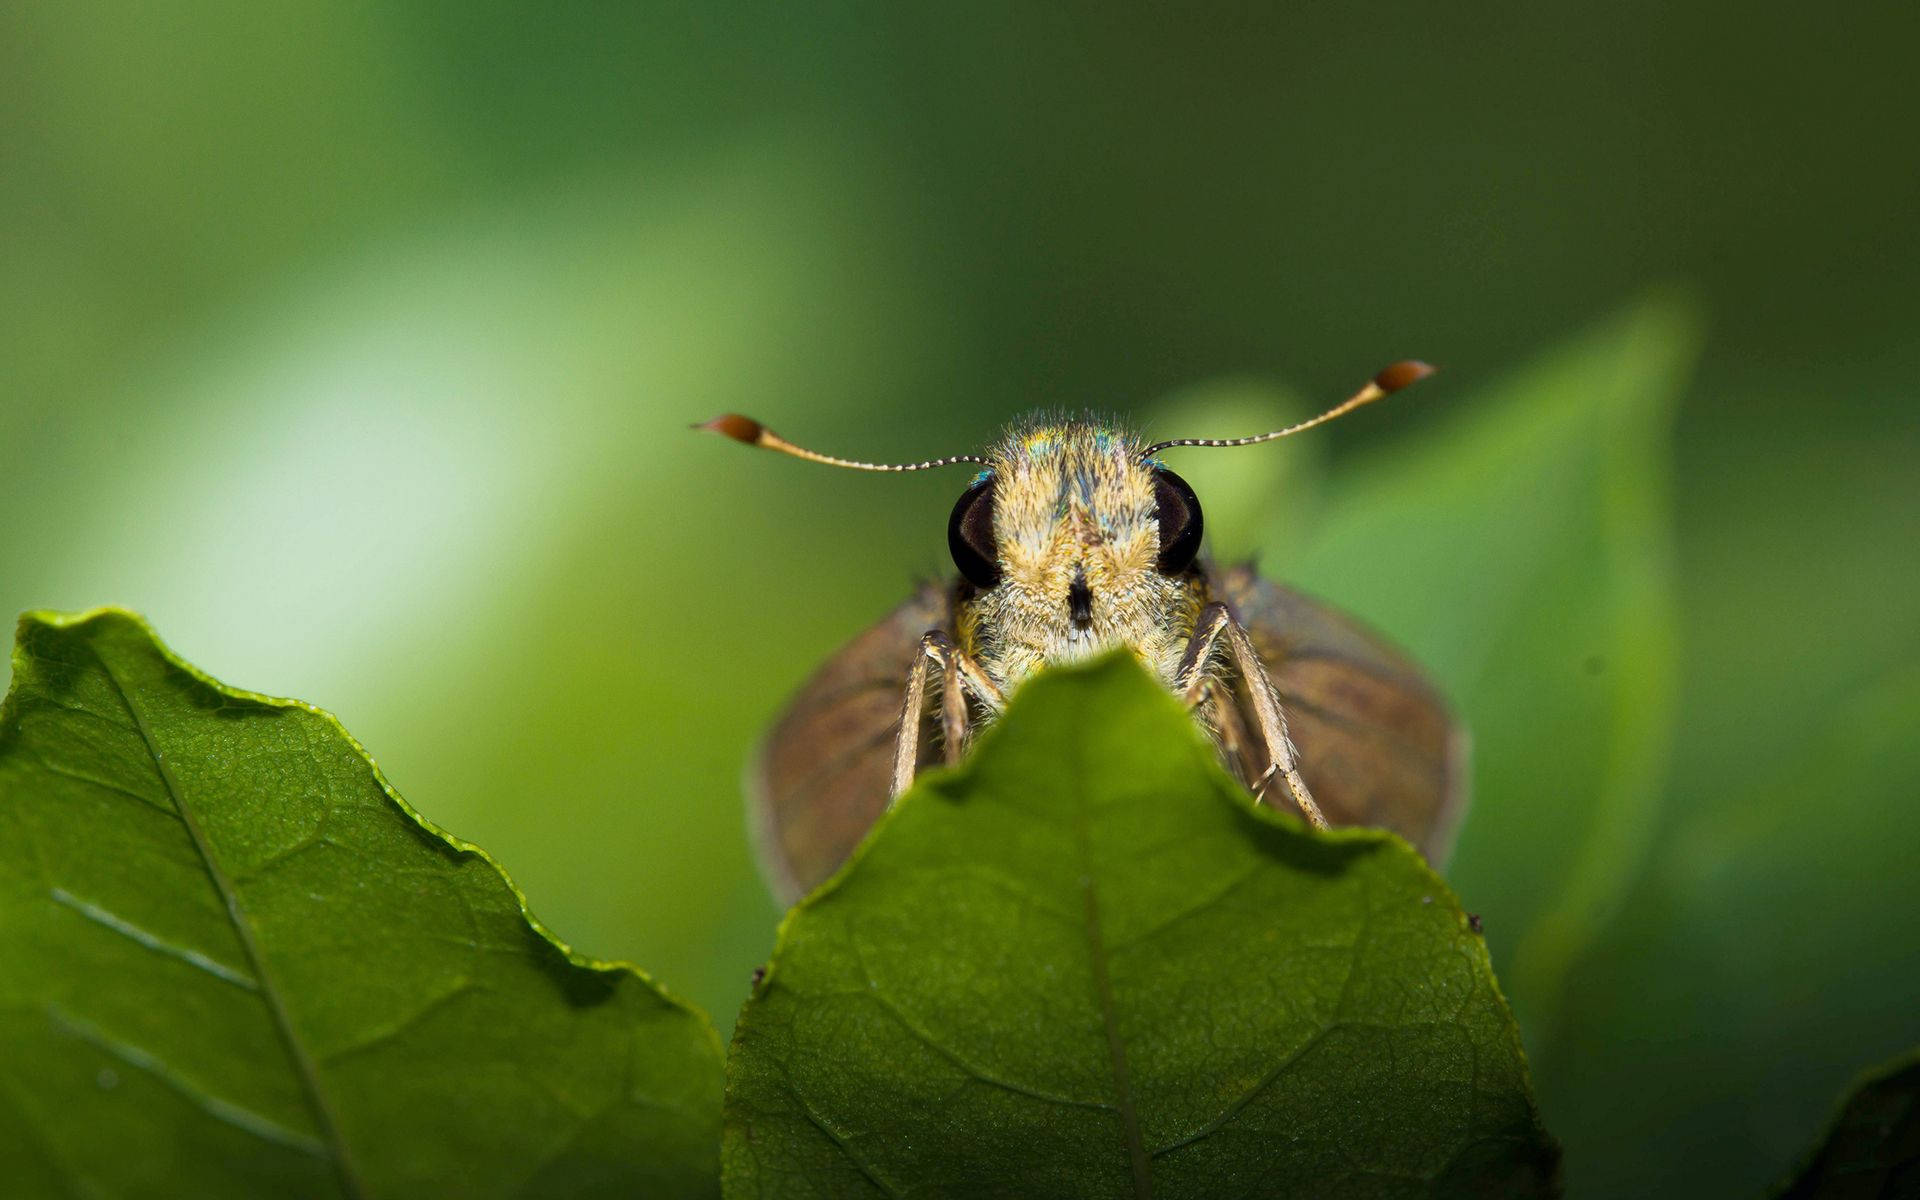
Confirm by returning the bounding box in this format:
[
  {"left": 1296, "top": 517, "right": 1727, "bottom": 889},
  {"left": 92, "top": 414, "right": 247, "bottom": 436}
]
[
  {"left": 1069, "top": 709, "right": 1151, "bottom": 1198},
  {"left": 96, "top": 648, "right": 369, "bottom": 1199}
]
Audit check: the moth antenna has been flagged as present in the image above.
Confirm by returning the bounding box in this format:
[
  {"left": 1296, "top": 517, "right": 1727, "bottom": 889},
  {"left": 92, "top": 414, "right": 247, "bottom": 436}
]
[
  {"left": 694, "top": 413, "right": 988, "bottom": 472},
  {"left": 1143, "top": 360, "right": 1436, "bottom": 455}
]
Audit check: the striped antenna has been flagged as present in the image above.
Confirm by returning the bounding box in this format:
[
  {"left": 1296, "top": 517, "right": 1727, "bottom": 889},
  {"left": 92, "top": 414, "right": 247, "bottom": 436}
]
[
  {"left": 1143, "top": 361, "right": 1436, "bottom": 455},
  {"left": 695, "top": 414, "right": 988, "bottom": 472}
]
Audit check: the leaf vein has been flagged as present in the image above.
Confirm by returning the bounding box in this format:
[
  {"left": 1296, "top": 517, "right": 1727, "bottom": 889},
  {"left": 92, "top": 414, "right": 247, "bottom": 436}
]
[
  {"left": 44, "top": 1004, "right": 325, "bottom": 1157},
  {"left": 93, "top": 652, "right": 370, "bottom": 1198},
  {"left": 848, "top": 957, "right": 1113, "bottom": 1113},
  {"left": 1150, "top": 1025, "right": 1336, "bottom": 1159},
  {"left": 1070, "top": 713, "right": 1152, "bottom": 1197},
  {"left": 791, "top": 1088, "right": 906, "bottom": 1199},
  {"left": 1106, "top": 864, "right": 1262, "bottom": 953},
  {"left": 319, "top": 980, "right": 477, "bottom": 1066},
  {"left": 29, "top": 752, "right": 174, "bottom": 816},
  {"left": 49, "top": 887, "right": 258, "bottom": 991}
]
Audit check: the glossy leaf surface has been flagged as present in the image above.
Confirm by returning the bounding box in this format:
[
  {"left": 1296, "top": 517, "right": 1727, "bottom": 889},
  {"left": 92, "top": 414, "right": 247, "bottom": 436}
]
[{"left": 0, "top": 611, "right": 723, "bottom": 1199}]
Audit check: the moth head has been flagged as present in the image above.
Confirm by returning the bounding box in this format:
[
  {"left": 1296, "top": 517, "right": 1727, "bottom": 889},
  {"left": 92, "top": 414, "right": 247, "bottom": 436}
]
[
  {"left": 948, "top": 451, "right": 1203, "bottom": 590},
  {"left": 946, "top": 423, "right": 1206, "bottom": 654},
  {"left": 696, "top": 359, "right": 1434, "bottom": 640}
]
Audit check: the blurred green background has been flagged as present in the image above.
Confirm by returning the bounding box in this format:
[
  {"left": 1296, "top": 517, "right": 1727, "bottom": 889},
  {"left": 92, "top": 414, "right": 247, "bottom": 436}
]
[{"left": 4, "top": 5, "right": 1916, "bottom": 1195}]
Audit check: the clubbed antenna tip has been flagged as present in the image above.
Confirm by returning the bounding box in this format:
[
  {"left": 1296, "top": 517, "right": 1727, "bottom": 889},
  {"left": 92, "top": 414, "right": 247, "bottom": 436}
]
[
  {"left": 1373, "top": 360, "right": 1436, "bottom": 394},
  {"left": 693, "top": 412, "right": 986, "bottom": 472},
  {"left": 1141, "top": 359, "right": 1439, "bottom": 456},
  {"left": 694, "top": 413, "right": 766, "bottom": 445}
]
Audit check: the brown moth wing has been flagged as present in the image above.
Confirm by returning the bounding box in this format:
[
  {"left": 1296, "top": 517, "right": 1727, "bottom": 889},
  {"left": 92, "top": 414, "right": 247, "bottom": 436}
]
[
  {"left": 751, "top": 584, "right": 949, "bottom": 903},
  {"left": 1216, "top": 563, "right": 1469, "bottom": 868}
]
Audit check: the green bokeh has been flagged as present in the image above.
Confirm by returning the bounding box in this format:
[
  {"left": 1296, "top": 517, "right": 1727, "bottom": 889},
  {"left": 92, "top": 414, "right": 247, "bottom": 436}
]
[{"left": 3, "top": 5, "right": 1915, "bottom": 1196}]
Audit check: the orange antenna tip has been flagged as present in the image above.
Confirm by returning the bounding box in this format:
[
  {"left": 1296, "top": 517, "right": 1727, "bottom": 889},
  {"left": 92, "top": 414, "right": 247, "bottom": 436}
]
[
  {"left": 695, "top": 413, "right": 767, "bottom": 444},
  {"left": 1142, "top": 358, "right": 1436, "bottom": 455},
  {"left": 1373, "top": 360, "right": 1436, "bottom": 394},
  {"left": 694, "top": 412, "right": 986, "bottom": 472}
]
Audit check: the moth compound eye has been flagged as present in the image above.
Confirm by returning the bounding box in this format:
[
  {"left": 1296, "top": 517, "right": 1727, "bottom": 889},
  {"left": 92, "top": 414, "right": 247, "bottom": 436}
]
[
  {"left": 948, "top": 475, "right": 1001, "bottom": 589},
  {"left": 1152, "top": 468, "right": 1203, "bottom": 574}
]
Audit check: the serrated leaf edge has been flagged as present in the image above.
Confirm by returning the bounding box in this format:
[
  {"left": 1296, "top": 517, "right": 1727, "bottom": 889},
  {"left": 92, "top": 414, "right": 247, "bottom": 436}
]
[{"left": 7, "top": 606, "right": 725, "bottom": 1055}]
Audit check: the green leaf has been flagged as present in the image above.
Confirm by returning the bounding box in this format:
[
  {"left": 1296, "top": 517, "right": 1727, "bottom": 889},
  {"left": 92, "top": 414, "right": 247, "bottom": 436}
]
[
  {"left": 1776, "top": 1052, "right": 1920, "bottom": 1199},
  {"left": 1278, "top": 296, "right": 1700, "bottom": 1052},
  {"left": 722, "top": 653, "right": 1558, "bottom": 1198},
  {"left": 0, "top": 610, "right": 723, "bottom": 1199}
]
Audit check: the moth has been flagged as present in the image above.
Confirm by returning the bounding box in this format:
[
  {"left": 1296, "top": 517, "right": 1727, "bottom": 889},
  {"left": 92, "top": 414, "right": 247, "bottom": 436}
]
[{"left": 702, "top": 362, "right": 1465, "bottom": 903}]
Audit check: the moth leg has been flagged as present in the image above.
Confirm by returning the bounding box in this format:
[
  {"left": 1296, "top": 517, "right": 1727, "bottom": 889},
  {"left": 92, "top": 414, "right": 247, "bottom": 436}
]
[
  {"left": 888, "top": 633, "right": 945, "bottom": 798},
  {"left": 953, "top": 650, "right": 1006, "bottom": 716},
  {"left": 1175, "top": 603, "right": 1233, "bottom": 708},
  {"left": 1177, "top": 604, "right": 1272, "bottom": 795},
  {"left": 888, "top": 630, "right": 1000, "bottom": 801},
  {"left": 934, "top": 643, "right": 969, "bottom": 766},
  {"left": 1208, "top": 683, "right": 1257, "bottom": 789},
  {"left": 1223, "top": 614, "right": 1330, "bottom": 829}
]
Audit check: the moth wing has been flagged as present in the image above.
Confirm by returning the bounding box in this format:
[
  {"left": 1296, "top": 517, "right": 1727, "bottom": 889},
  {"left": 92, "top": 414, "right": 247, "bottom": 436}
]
[
  {"left": 1217, "top": 564, "right": 1469, "bottom": 867},
  {"left": 750, "top": 584, "right": 948, "bottom": 903}
]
